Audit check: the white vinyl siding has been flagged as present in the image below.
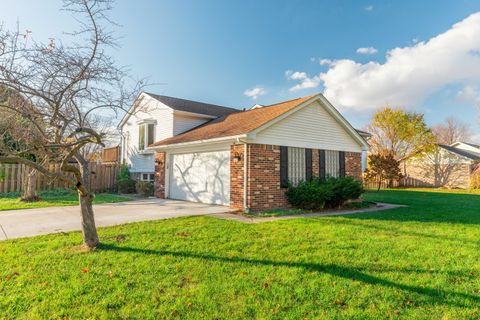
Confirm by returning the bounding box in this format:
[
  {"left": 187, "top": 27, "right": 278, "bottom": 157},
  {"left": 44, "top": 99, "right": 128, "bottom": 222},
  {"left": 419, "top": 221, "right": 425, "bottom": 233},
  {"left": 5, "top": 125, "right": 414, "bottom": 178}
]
[
  {"left": 325, "top": 150, "right": 340, "bottom": 177},
  {"left": 254, "top": 100, "right": 362, "bottom": 152},
  {"left": 173, "top": 114, "right": 211, "bottom": 136},
  {"left": 288, "top": 147, "right": 305, "bottom": 186},
  {"left": 120, "top": 93, "right": 212, "bottom": 173}
]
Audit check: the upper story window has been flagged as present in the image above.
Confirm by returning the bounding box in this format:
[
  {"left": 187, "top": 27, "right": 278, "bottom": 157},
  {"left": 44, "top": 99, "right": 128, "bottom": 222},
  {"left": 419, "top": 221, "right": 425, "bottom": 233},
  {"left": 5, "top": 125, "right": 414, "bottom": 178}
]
[{"left": 138, "top": 120, "right": 156, "bottom": 151}]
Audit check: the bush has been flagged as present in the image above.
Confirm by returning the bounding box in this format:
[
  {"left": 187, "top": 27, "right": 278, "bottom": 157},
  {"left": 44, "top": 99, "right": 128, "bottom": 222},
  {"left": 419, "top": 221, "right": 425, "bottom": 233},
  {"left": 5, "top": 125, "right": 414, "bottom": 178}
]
[
  {"left": 136, "top": 181, "right": 154, "bottom": 197},
  {"left": 116, "top": 164, "right": 137, "bottom": 194},
  {"left": 286, "top": 176, "right": 364, "bottom": 210},
  {"left": 285, "top": 180, "right": 332, "bottom": 210},
  {"left": 322, "top": 176, "right": 364, "bottom": 208},
  {"left": 117, "top": 179, "right": 136, "bottom": 194}
]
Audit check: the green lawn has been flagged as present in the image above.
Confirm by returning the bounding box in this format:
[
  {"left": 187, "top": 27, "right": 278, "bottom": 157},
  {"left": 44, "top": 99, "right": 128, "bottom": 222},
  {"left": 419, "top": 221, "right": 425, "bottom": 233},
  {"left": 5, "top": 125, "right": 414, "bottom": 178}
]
[
  {"left": 1, "top": 189, "right": 480, "bottom": 319},
  {"left": 0, "top": 189, "right": 134, "bottom": 211}
]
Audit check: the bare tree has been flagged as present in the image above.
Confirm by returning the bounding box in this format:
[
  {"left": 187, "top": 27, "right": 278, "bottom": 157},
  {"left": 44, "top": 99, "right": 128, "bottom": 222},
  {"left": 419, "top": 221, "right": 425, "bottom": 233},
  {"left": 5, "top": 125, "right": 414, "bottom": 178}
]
[
  {"left": 0, "top": 0, "right": 144, "bottom": 248},
  {"left": 432, "top": 117, "right": 472, "bottom": 145}
]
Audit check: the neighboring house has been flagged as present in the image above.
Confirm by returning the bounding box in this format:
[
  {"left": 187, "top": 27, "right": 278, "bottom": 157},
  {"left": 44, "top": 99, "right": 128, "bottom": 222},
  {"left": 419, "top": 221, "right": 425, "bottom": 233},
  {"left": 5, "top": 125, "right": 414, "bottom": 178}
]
[
  {"left": 404, "top": 142, "right": 480, "bottom": 189},
  {"left": 147, "top": 93, "right": 370, "bottom": 212},
  {"left": 118, "top": 92, "right": 238, "bottom": 181}
]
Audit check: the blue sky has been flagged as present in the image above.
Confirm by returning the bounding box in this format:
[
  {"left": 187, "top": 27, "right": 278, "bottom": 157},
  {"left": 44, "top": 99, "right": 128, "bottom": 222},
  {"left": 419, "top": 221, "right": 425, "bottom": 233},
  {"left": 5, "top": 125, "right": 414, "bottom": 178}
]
[{"left": 2, "top": 0, "right": 480, "bottom": 139}]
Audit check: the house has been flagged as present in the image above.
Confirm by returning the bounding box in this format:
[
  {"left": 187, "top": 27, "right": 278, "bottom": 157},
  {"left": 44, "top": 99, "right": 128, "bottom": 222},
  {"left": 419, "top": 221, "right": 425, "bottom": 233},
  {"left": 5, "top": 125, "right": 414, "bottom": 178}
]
[
  {"left": 404, "top": 142, "right": 480, "bottom": 189},
  {"left": 142, "top": 93, "right": 370, "bottom": 212},
  {"left": 118, "top": 92, "right": 239, "bottom": 181}
]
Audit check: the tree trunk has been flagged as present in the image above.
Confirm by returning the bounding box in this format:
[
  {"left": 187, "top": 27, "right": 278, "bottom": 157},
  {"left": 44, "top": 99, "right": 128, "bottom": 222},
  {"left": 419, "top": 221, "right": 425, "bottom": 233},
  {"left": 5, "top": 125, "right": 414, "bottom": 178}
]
[
  {"left": 79, "top": 192, "right": 99, "bottom": 248},
  {"left": 21, "top": 169, "right": 40, "bottom": 202}
]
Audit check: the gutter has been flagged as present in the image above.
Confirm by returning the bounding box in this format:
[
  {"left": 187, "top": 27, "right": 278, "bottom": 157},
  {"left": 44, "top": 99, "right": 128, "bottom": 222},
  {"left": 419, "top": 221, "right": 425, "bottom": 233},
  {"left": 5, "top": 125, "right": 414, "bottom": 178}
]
[{"left": 147, "top": 134, "right": 248, "bottom": 151}]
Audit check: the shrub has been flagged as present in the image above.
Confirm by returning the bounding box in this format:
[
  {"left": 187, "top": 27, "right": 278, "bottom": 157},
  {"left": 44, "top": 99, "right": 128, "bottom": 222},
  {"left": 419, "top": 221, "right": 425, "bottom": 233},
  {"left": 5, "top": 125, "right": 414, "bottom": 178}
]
[
  {"left": 322, "top": 176, "right": 364, "bottom": 208},
  {"left": 286, "top": 176, "right": 364, "bottom": 210},
  {"left": 116, "top": 163, "right": 137, "bottom": 194},
  {"left": 136, "top": 181, "right": 154, "bottom": 197},
  {"left": 117, "top": 179, "right": 136, "bottom": 194},
  {"left": 285, "top": 180, "right": 332, "bottom": 210}
]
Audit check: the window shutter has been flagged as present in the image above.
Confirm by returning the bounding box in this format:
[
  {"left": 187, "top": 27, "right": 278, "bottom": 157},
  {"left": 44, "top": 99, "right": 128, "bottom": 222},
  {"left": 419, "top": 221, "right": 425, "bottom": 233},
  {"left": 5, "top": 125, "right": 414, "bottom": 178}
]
[
  {"left": 339, "top": 151, "right": 346, "bottom": 177},
  {"left": 305, "top": 149, "right": 312, "bottom": 181},
  {"left": 319, "top": 150, "right": 326, "bottom": 179},
  {"left": 280, "top": 146, "right": 288, "bottom": 188}
]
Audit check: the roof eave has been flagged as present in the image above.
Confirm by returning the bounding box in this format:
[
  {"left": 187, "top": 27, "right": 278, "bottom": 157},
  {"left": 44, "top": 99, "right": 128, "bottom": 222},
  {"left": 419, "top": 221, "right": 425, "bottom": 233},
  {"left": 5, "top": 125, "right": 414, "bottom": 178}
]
[{"left": 147, "top": 134, "right": 248, "bottom": 151}]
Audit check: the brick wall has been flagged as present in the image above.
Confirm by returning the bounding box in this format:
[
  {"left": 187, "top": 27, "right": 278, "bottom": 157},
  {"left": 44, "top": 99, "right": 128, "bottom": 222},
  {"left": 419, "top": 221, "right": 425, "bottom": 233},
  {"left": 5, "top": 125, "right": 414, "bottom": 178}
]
[
  {"left": 345, "top": 152, "right": 363, "bottom": 180},
  {"left": 154, "top": 152, "right": 166, "bottom": 198},
  {"left": 240, "top": 144, "right": 363, "bottom": 212},
  {"left": 230, "top": 144, "right": 245, "bottom": 209},
  {"left": 246, "top": 144, "right": 290, "bottom": 211}
]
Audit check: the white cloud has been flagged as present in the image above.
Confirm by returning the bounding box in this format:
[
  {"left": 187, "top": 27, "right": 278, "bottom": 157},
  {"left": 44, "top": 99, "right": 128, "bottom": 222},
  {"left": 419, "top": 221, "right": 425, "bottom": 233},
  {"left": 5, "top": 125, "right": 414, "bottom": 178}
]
[
  {"left": 364, "top": 5, "right": 373, "bottom": 11},
  {"left": 286, "top": 12, "right": 480, "bottom": 113},
  {"left": 319, "top": 58, "right": 333, "bottom": 66},
  {"left": 244, "top": 86, "right": 267, "bottom": 100},
  {"left": 458, "top": 85, "right": 480, "bottom": 104},
  {"left": 356, "top": 47, "right": 378, "bottom": 55},
  {"left": 286, "top": 71, "right": 308, "bottom": 80}
]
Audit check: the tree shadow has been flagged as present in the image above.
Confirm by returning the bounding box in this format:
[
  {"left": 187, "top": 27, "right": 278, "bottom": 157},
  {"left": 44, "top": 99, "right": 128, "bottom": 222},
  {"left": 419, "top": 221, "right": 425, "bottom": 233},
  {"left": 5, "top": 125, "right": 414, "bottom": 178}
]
[{"left": 99, "top": 243, "right": 479, "bottom": 308}]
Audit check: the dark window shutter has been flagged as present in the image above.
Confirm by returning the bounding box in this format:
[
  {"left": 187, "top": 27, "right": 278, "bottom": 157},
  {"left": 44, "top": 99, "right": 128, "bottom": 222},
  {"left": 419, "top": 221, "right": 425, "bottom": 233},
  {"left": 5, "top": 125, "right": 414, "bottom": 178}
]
[
  {"left": 305, "top": 149, "right": 312, "bottom": 181},
  {"left": 280, "top": 146, "right": 288, "bottom": 188},
  {"left": 319, "top": 150, "right": 326, "bottom": 179},
  {"left": 339, "top": 151, "right": 346, "bottom": 177}
]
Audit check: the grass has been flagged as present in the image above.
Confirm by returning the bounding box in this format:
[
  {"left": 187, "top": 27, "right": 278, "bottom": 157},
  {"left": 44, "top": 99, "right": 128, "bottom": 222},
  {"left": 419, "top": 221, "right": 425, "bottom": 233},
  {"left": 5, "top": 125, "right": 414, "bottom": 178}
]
[
  {"left": 1, "top": 189, "right": 480, "bottom": 319},
  {"left": 0, "top": 189, "right": 134, "bottom": 211}
]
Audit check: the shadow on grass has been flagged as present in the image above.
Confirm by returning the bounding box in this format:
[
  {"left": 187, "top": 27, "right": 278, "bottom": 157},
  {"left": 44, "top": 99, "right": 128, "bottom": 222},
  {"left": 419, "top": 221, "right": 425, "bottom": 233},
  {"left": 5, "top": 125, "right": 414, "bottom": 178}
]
[{"left": 99, "top": 243, "right": 479, "bottom": 308}]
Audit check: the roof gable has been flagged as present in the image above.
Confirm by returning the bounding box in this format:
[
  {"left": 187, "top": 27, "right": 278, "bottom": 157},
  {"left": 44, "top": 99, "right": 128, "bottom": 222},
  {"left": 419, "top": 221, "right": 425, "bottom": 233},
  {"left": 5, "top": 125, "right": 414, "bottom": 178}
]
[
  {"left": 253, "top": 100, "right": 364, "bottom": 152},
  {"left": 439, "top": 144, "right": 480, "bottom": 161}
]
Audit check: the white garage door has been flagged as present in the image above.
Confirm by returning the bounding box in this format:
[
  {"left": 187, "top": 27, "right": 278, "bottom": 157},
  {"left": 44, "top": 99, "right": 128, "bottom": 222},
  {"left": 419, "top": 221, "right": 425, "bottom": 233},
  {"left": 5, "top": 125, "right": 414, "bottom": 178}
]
[{"left": 169, "top": 150, "right": 230, "bottom": 205}]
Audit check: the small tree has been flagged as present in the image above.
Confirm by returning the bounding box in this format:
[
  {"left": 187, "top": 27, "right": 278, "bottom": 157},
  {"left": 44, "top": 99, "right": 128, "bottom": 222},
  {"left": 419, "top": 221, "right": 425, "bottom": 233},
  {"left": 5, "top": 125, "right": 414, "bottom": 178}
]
[
  {"left": 0, "top": 0, "right": 144, "bottom": 248},
  {"left": 364, "top": 153, "right": 403, "bottom": 191},
  {"left": 366, "top": 107, "right": 435, "bottom": 164}
]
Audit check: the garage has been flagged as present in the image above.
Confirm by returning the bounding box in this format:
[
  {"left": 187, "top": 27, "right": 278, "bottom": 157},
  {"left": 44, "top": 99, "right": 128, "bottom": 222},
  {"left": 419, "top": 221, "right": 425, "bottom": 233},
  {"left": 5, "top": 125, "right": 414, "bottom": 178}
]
[{"left": 168, "top": 150, "right": 230, "bottom": 205}]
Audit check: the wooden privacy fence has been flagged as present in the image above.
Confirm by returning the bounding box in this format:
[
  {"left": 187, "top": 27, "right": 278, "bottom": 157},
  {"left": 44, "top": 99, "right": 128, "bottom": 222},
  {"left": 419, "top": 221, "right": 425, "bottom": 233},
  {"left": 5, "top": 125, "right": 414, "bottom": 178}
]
[
  {"left": 363, "top": 176, "right": 433, "bottom": 189},
  {"left": 0, "top": 163, "right": 119, "bottom": 193}
]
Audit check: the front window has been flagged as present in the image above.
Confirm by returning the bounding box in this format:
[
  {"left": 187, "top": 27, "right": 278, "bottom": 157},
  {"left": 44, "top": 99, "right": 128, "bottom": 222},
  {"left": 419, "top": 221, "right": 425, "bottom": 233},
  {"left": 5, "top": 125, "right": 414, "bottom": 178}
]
[
  {"left": 325, "top": 150, "right": 340, "bottom": 177},
  {"left": 138, "top": 122, "right": 156, "bottom": 151},
  {"left": 288, "top": 147, "right": 306, "bottom": 186}
]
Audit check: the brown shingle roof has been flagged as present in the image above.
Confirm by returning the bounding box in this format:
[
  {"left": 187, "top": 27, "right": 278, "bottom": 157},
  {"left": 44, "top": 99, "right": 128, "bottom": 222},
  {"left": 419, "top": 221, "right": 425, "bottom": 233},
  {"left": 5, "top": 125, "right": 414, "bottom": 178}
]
[{"left": 150, "top": 95, "right": 316, "bottom": 147}]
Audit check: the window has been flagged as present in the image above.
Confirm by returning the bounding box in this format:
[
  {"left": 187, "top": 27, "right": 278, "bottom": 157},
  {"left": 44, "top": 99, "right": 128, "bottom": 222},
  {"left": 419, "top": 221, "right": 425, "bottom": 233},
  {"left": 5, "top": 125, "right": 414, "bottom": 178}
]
[
  {"left": 138, "top": 122, "right": 156, "bottom": 151},
  {"left": 288, "top": 147, "right": 306, "bottom": 186},
  {"left": 280, "top": 147, "right": 312, "bottom": 187},
  {"left": 320, "top": 150, "right": 345, "bottom": 178},
  {"left": 325, "top": 150, "right": 340, "bottom": 177},
  {"left": 141, "top": 173, "right": 155, "bottom": 182},
  {"left": 138, "top": 124, "right": 146, "bottom": 150}
]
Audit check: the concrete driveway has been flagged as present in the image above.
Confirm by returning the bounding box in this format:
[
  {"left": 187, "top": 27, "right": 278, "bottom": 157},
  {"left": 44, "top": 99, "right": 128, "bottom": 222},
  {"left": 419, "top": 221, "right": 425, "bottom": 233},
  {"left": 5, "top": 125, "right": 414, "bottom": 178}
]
[{"left": 0, "top": 199, "right": 234, "bottom": 241}]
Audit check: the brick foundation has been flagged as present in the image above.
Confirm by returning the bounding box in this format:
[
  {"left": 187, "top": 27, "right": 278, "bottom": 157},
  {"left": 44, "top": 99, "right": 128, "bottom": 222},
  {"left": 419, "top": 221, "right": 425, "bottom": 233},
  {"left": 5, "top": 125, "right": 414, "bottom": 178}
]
[{"left": 154, "top": 152, "right": 166, "bottom": 198}]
